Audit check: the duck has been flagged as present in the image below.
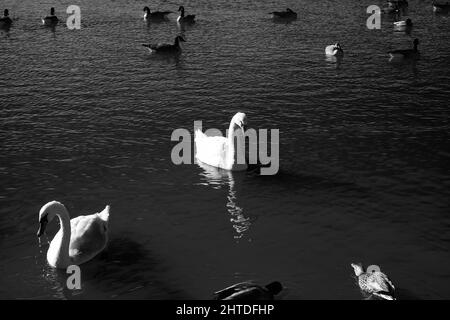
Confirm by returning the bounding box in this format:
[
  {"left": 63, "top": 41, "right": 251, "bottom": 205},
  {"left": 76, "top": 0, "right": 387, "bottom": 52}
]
[
  {"left": 214, "top": 281, "right": 283, "bottom": 300},
  {"left": 177, "top": 6, "right": 196, "bottom": 24},
  {"left": 42, "top": 7, "right": 59, "bottom": 26},
  {"left": 195, "top": 112, "right": 248, "bottom": 172},
  {"left": 325, "top": 43, "right": 344, "bottom": 57},
  {"left": 383, "top": 2, "right": 400, "bottom": 14},
  {"left": 388, "top": 38, "right": 419, "bottom": 60},
  {"left": 351, "top": 263, "right": 396, "bottom": 300},
  {"left": 433, "top": 1, "right": 450, "bottom": 12},
  {"left": 143, "top": 6, "right": 172, "bottom": 20},
  {"left": 269, "top": 8, "right": 297, "bottom": 19},
  {"left": 37, "top": 201, "right": 110, "bottom": 269},
  {"left": 142, "top": 35, "right": 186, "bottom": 54},
  {"left": 393, "top": 18, "right": 412, "bottom": 28},
  {"left": 0, "top": 9, "right": 13, "bottom": 29}
]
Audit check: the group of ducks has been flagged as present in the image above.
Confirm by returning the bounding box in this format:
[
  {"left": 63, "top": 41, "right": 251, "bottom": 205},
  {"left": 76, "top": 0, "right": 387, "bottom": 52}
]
[
  {"left": 35, "top": 112, "right": 398, "bottom": 300},
  {"left": 325, "top": 0, "right": 424, "bottom": 62},
  {"left": 0, "top": 7, "right": 59, "bottom": 29},
  {"left": 141, "top": 7, "right": 298, "bottom": 54}
]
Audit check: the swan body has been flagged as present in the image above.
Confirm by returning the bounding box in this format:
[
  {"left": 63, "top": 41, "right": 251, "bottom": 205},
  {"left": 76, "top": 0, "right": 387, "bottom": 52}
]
[
  {"left": 269, "top": 8, "right": 297, "bottom": 19},
  {"left": 214, "top": 281, "right": 283, "bottom": 300},
  {"left": 143, "top": 6, "right": 172, "bottom": 20},
  {"left": 388, "top": 38, "right": 419, "bottom": 60},
  {"left": 37, "top": 201, "right": 110, "bottom": 269},
  {"left": 0, "top": 9, "right": 12, "bottom": 29},
  {"left": 195, "top": 112, "right": 248, "bottom": 171},
  {"left": 177, "top": 6, "right": 196, "bottom": 24},
  {"left": 325, "top": 43, "right": 344, "bottom": 57},
  {"left": 142, "top": 35, "right": 185, "bottom": 54},
  {"left": 42, "top": 7, "right": 58, "bottom": 26},
  {"left": 351, "top": 263, "right": 396, "bottom": 300}
]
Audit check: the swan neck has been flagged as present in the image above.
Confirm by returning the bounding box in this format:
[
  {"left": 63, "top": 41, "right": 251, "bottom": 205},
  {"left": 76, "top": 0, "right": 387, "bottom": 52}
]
[{"left": 55, "top": 206, "right": 71, "bottom": 265}]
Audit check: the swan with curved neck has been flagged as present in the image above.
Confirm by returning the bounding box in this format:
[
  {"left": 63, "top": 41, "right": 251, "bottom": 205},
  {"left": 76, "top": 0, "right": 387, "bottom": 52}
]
[
  {"left": 195, "top": 112, "right": 248, "bottom": 171},
  {"left": 37, "top": 201, "right": 110, "bottom": 268}
]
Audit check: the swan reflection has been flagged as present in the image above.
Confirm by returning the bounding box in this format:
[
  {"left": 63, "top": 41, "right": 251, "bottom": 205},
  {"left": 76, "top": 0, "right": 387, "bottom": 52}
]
[{"left": 197, "top": 161, "right": 251, "bottom": 240}]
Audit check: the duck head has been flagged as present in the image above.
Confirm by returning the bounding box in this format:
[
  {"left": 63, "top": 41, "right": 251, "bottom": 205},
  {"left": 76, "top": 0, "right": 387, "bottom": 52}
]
[
  {"left": 175, "top": 35, "right": 186, "bottom": 43},
  {"left": 265, "top": 281, "right": 283, "bottom": 295},
  {"left": 50, "top": 7, "right": 55, "bottom": 15},
  {"left": 351, "top": 263, "right": 364, "bottom": 276},
  {"left": 37, "top": 201, "right": 64, "bottom": 237}
]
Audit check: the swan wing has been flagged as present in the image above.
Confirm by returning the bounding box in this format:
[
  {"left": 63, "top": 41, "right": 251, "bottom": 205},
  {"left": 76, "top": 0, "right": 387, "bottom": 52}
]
[
  {"left": 68, "top": 213, "right": 108, "bottom": 261},
  {"left": 195, "top": 130, "right": 228, "bottom": 168}
]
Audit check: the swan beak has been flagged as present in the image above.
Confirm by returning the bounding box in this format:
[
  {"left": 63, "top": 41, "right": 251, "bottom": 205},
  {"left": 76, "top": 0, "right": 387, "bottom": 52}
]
[{"left": 37, "top": 216, "right": 48, "bottom": 237}]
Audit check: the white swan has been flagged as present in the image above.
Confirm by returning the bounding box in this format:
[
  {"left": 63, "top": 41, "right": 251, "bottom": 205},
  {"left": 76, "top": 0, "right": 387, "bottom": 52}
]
[
  {"left": 325, "top": 43, "right": 344, "bottom": 57},
  {"left": 37, "top": 201, "right": 110, "bottom": 269},
  {"left": 195, "top": 112, "right": 248, "bottom": 171}
]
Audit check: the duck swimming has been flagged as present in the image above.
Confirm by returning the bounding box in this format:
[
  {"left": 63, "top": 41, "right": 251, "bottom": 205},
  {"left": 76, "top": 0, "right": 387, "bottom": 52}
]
[
  {"left": 195, "top": 112, "right": 248, "bottom": 172},
  {"left": 177, "top": 6, "right": 196, "bottom": 24},
  {"left": 142, "top": 35, "right": 186, "bottom": 53},
  {"left": 143, "top": 6, "right": 172, "bottom": 20},
  {"left": 393, "top": 18, "right": 412, "bottom": 27},
  {"left": 214, "top": 281, "right": 283, "bottom": 300},
  {"left": 37, "top": 201, "right": 110, "bottom": 269},
  {"left": 433, "top": 1, "right": 450, "bottom": 13},
  {"left": 325, "top": 43, "right": 344, "bottom": 57},
  {"left": 388, "top": 38, "right": 419, "bottom": 60},
  {"left": 0, "top": 9, "right": 13, "bottom": 29},
  {"left": 269, "top": 8, "right": 297, "bottom": 19},
  {"left": 351, "top": 263, "right": 396, "bottom": 300},
  {"left": 42, "top": 7, "right": 59, "bottom": 26}
]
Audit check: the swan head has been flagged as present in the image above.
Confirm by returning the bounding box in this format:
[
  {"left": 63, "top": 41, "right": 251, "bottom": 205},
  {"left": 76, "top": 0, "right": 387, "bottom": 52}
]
[
  {"left": 406, "top": 18, "right": 412, "bottom": 26},
  {"left": 178, "top": 6, "right": 185, "bottom": 12},
  {"left": 351, "top": 263, "right": 364, "bottom": 276},
  {"left": 176, "top": 35, "right": 186, "bottom": 43},
  {"left": 4, "top": 9, "right": 9, "bottom": 17},
  {"left": 37, "top": 201, "right": 65, "bottom": 237},
  {"left": 286, "top": 8, "right": 294, "bottom": 13},
  {"left": 143, "top": 6, "right": 150, "bottom": 13},
  {"left": 231, "top": 112, "right": 247, "bottom": 129},
  {"left": 50, "top": 7, "right": 55, "bottom": 15},
  {"left": 413, "top": 38, "right": 419, "bottom": 46},
  {"left": 265, "top": 281, "right": 283, "bottom": 295}
]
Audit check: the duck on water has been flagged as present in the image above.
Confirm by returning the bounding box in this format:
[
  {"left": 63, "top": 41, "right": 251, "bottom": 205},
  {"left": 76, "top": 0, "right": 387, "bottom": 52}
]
[{"left": 142, "top": 35, "right": 186, "bottom": 54}]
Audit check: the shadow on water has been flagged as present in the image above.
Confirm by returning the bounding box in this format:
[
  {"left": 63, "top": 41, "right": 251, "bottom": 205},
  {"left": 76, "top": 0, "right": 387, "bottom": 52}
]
[
  {"left": 247, "top": 167, "right": 361, "bottom": 193},
  {"left": 197, "top": 161, "right": 252, "bottom": 240},
  {"left": 38, "top": 237, "right": 188, "bottom": 299}
]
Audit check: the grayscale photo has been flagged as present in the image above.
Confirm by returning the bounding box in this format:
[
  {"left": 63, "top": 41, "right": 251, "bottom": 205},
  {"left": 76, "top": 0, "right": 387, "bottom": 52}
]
[{"left": 0, "top": 0, "right": 449, "bottom": 305}]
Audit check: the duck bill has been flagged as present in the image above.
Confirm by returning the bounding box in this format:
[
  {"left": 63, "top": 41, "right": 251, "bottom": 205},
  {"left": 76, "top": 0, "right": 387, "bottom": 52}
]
[{"left": 37, "top": 219, "right": 48, "bottom": 237}]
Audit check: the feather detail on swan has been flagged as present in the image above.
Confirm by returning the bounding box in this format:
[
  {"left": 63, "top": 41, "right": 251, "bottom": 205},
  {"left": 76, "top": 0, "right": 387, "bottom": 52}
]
[{"left": 195, "top": 112, "right": 248, "bottom": 171}]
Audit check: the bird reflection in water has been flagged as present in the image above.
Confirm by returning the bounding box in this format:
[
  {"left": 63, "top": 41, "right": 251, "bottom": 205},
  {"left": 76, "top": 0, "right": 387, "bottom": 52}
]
[
  {"left": 197, "top": 161, "right": 251, "bottom": 240},
  {"left": 37, "top": 237, "right": 76, "bottom": 299}
]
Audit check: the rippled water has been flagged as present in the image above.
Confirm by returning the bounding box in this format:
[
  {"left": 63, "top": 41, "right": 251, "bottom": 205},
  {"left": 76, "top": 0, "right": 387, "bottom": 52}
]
[{"left": 0, "top": 0, "right": 449, "bottom": 299}]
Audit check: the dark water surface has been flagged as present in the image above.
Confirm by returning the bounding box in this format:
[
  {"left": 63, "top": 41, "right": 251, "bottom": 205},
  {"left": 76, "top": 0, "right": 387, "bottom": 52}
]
[{"left": 0, "top": 0, "right": 449, "bottom": 299}]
